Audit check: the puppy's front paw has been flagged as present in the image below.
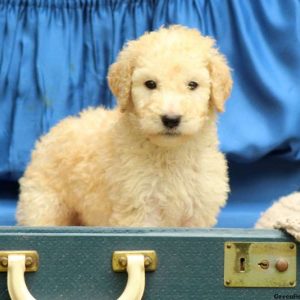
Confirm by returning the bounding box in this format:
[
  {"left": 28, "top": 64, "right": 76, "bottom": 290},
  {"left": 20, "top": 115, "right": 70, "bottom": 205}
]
[
  {"left": 255, "top": 192, "right": 300, "bottom": 241},
  {"left": 275, "top": 218, "right": 300, "bottom": 242}
]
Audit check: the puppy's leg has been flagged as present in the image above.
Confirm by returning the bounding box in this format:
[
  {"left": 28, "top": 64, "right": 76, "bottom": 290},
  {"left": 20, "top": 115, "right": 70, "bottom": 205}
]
[
  {"left": 183, "top": 213, "right": 218, "bottom": 227},
  {"left": 17, "top": 182, "right": 75, "bottom": 226},
  {"left": 108, "top": 202, "right": 144, "bottom": 227},
  {"left": 182, "top": 202, "right": 222, "bottom": 227}
]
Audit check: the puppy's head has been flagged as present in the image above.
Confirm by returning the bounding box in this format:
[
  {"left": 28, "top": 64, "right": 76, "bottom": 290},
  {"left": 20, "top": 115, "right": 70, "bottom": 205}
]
[{"left": 108, "top": 25, "right": 232, "bottom": 147}]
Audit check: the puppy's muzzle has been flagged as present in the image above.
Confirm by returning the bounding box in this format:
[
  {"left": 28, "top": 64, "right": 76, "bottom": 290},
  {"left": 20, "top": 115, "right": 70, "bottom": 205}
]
[{"left": 161, "top": 115, "right": 181, "bottom": 129}]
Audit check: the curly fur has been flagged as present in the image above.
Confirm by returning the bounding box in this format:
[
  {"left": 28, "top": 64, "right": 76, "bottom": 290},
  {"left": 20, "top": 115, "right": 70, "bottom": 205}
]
[
  {"left": 17, "top": 26, "right": 232, "bottom": 226},
  {"left": 256, "top": 192, "right": 300, "bottom": 241}
]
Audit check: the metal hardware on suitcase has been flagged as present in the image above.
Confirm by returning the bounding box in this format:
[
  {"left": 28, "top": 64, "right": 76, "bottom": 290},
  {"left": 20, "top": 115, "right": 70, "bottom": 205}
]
[{"left": 0, "top": 227, "right": 298, "bottom": 299}]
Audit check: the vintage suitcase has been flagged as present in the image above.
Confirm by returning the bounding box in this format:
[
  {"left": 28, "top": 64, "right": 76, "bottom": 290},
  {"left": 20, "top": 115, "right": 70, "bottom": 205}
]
[{"left": 0, "top": 227, "right": 298, "bottom": 300}]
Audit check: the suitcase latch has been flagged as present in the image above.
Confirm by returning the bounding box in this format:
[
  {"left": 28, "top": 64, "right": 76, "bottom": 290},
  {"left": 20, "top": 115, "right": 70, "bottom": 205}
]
[{"left": 224, "top": 242, "right": 296, "bottom": 287}]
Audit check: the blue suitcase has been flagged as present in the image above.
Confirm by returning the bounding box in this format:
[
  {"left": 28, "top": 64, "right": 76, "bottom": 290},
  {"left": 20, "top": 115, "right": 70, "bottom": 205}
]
[{"left": 0, "top": 227, "right": 298, "bottom": 299}]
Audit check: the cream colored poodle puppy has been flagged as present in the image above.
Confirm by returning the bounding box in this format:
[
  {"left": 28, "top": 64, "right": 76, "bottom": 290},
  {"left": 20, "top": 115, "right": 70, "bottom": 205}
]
[{"left": 17, "top": 25, "right": 232, "bottom": 227}]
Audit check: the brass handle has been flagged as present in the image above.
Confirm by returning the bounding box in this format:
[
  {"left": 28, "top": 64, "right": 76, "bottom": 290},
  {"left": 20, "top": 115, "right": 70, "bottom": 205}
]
[
  {"left": 7, "top": 255, "right": 36, "bottom": 300},
  {"left": 117, "top": 254, "right": 145, "bottom": 300},
  {"left": 112, "top": 250, "right": 157, "bottom": 300},
  {"left": 0, "top": 251, "right": 38, "bottom": 300}
]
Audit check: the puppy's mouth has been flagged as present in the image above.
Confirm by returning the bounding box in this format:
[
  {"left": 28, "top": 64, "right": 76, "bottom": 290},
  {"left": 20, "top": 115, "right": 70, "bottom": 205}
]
[{"left": 160, "top": 130, "right": 181, "bottom": 137}]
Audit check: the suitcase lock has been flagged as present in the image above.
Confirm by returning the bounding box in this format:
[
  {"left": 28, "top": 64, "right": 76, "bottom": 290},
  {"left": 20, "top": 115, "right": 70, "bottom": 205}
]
[{"left": 224, "top": 242, "right": 296, "bottom": 287}]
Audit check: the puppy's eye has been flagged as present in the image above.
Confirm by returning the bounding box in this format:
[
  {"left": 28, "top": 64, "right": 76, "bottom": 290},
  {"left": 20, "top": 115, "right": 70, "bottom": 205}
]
[
  {"left": 187, "top": 81, "right": 199, "bottom": 90},
  {"left": 144, "top": 80, "right": 157, "bottom": 90}
]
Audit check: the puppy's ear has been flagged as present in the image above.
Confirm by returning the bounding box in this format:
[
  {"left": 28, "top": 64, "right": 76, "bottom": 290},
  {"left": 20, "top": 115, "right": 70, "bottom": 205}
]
[
  {"left": 108, "top": 50, "right": 133, "bottom": 112},
  {"left": 208, "top": 47, "right": 232, "bottom": 112}
]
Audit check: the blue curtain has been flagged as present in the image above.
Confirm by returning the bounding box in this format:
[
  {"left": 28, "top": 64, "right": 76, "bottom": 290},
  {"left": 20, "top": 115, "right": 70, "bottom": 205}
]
[{"left": 0, "top": 0, "right": 300, "bottom": 226}]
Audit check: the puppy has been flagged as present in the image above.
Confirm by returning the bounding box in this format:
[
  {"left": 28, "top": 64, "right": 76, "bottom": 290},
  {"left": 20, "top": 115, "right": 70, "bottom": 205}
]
[{"left": 17, "top": 25, "right": 232, "bottom": 227}]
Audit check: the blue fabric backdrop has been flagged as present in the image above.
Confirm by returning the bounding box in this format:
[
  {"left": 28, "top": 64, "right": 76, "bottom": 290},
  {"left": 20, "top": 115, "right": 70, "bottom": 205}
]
[{"left": 0, "top": 0, "right": 300, "bottom": 226}]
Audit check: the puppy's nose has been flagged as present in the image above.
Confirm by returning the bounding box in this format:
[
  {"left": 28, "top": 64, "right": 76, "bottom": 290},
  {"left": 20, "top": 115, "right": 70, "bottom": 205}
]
[{"left": 161, "top": 115, "right": 181, "bottom": 129}]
